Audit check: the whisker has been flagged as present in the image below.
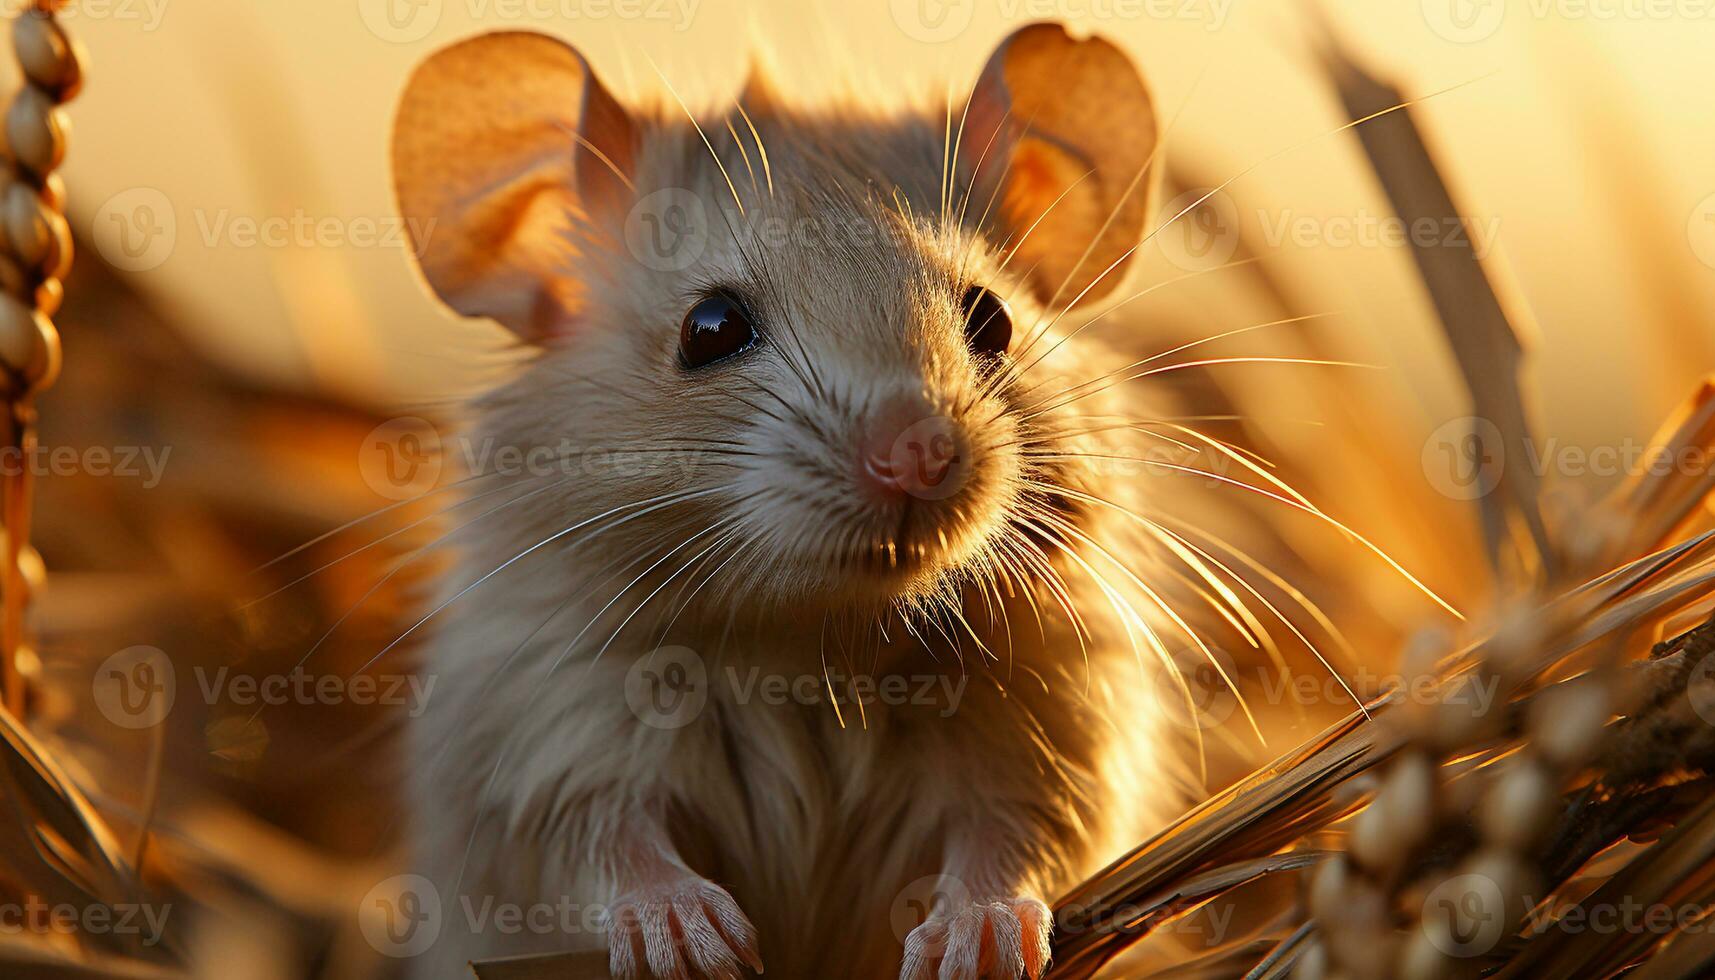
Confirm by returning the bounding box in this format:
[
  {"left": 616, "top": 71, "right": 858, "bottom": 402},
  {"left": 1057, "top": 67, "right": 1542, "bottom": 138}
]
[
  {"left": 252, "top": 471, "right": 500, "bottom": 573},
  {"left": 1022, "top": 354, "right": 1371, "bottom": 421},
  {"left": 272, "top": 473, "right": 584, "bottom": 690},
  {"left": 733, "top": 101, "right": 774, "bottom": 196},
  {"left": 242, "top": 472, "right": 549, "bottom": 608},
  {"left": 724, "top": 115, "right": 759, "bottom": 196},
  {"left": 1156, "top": 515, "right": 1359, "bottom": 666},
  {"left": 351, "top": 484, "right": 738, "bottom": 677},
  {"left": 650, "top": 58, "right": 747, "bottom": 217},
  {"left": 1001, "top": 257, "right": 1264, "bottom": 383},
  {"left": 1143, "top": 516, "right": 1364, "bottom": 716},
  {"left": 1010, "top": 313, "right": 1334, "bottom": 421},
  {"left": 590, "top": 518, "right": 740, "bottom": 664},
  {"left": 1029, "top": 502, "right": 1265, "bottom": 745},
  {"left": 1050, "top": 474, "right": 1462, "bottom": 619}
]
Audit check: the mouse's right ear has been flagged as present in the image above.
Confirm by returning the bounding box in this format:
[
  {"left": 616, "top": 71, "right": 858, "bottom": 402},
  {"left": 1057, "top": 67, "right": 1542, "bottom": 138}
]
[
  {"left": 960, "top": 23, "right": 1158, "bottom": 309},
  {"left": 392, "top": 32, "right": 637, "bottom": 340}
]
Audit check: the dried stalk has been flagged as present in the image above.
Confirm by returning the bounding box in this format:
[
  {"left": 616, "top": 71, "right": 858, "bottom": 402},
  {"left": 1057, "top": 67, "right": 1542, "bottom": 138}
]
[
  {"left": 1313, "top": 10, "right": 1552, "bottom": 583},
  {"left": 0, "top": 0, "right": 80, "bottom": 713}
]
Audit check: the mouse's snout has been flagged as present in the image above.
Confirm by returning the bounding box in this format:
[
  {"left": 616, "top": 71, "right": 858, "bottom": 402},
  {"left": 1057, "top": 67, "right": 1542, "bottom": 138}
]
[
  {"left": 732, "top": 351, "right": 1019, "bottom": 597},
  {"left": 855, "top": 396, "right": 974, "bottom": 504}
]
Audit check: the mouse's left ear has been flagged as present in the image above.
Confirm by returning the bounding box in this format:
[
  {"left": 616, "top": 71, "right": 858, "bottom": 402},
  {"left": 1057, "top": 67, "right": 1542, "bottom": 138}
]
[
  {"left": 960, "top": 23, "right": 1158, "bottom": 309},
  {"left": 392, "top": 31, "right": 638, "bottom": 340}
]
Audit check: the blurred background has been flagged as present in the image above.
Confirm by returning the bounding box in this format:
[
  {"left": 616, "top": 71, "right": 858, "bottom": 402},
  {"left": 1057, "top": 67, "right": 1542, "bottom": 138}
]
[
  {"left": 3, "top": 0, "right": 1713, "bottom": 976},
  {"left": 47, "top": 0, "right": 1715, "bottom": 426}
]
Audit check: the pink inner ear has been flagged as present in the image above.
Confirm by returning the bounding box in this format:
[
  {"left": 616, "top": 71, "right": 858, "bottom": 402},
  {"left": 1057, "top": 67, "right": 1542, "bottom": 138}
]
[
  {"left": 506, "top": 189, "right": 590, "bottom": 340},
  {"left": 1003, "top": 140, "right": 1080, "bottom": 223},
  {"left": 392, "top": 31, "right": 641, "bottom": 342},
  {"left": 572, "top": 74, "right": 640, "bottom": 226}
]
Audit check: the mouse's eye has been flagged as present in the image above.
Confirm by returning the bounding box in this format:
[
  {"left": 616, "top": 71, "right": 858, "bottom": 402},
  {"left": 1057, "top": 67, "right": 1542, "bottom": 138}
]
[
  {"left": 961, "top": 286, "right": 1012, "bottom": 359},
  {"left": 679, "top": 293, "right": 758, "bottom": 369}
]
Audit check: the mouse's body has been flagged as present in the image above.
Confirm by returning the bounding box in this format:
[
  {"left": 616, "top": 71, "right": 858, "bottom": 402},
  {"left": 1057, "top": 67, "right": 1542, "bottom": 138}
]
[
  {"left": 394, "top": 24, "right": 1194, "bottom": 979},
  {"left": 415, "top": 539, "right": 1167, "bottom": 977}
]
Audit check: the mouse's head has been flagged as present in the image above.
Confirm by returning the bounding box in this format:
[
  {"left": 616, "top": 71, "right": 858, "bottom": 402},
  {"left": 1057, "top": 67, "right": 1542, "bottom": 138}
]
[{"left": 392, "top": 24, "right": 1158, "bottom": 622}]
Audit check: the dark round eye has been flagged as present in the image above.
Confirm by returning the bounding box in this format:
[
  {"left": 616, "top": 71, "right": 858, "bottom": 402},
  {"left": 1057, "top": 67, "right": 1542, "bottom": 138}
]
[
  {"left": 961, "top": 286, "right": 1012, "bottom": 359},
  {"left": 679, "top": 293, "right": 757, "bottom": 369}
]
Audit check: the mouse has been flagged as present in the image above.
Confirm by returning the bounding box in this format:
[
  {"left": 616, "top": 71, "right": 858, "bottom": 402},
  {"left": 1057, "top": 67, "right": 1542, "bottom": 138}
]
[{"left": 389, "top": 21, "right": 1192, "bottom": 979}]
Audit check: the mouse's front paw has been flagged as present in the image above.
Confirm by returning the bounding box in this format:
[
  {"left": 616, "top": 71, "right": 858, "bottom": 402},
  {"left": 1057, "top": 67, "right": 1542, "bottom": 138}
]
[
  {"left": 606, "top": 877, "right": 763, "bottom": 980},
  {"left": 899, "top": 895, "right": 1051, "bottom": 979}
]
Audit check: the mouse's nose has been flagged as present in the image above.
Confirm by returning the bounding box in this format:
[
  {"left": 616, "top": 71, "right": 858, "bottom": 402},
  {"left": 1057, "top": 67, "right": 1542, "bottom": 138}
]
[{"left": 856, "top": 398, "right": 971, "bottom": 502}]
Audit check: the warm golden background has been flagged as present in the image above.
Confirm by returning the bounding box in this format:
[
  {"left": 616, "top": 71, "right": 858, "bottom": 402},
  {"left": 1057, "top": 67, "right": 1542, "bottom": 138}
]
[
  {"left": 1, "top": 2, "right": 1712, "bottom": 977},
  {"left": 46, "top": 0, "right": 1715, "bottom": 433}
]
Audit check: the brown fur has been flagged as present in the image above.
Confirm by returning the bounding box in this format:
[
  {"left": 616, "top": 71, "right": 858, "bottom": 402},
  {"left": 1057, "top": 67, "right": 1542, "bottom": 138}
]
[{"left": 395, "top": 25, "right": 1194, "bottom": 980}]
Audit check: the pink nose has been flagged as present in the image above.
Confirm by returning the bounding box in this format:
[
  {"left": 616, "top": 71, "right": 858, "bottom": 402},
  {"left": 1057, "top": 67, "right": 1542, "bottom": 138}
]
[{"left": 856, "top": 401, "right": 969, "bottom": 502}]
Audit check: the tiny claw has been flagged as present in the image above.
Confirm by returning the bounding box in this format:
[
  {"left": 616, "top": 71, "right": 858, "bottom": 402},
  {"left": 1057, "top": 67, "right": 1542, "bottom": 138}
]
[{"left": 900, "top": 895, "right": 1050, "bottom": 980}]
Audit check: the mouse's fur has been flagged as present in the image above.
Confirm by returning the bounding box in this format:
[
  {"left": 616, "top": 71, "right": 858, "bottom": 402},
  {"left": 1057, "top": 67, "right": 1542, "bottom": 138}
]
[{"left": 396, "top": 24, "right": 1202, "bottom": 979}]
